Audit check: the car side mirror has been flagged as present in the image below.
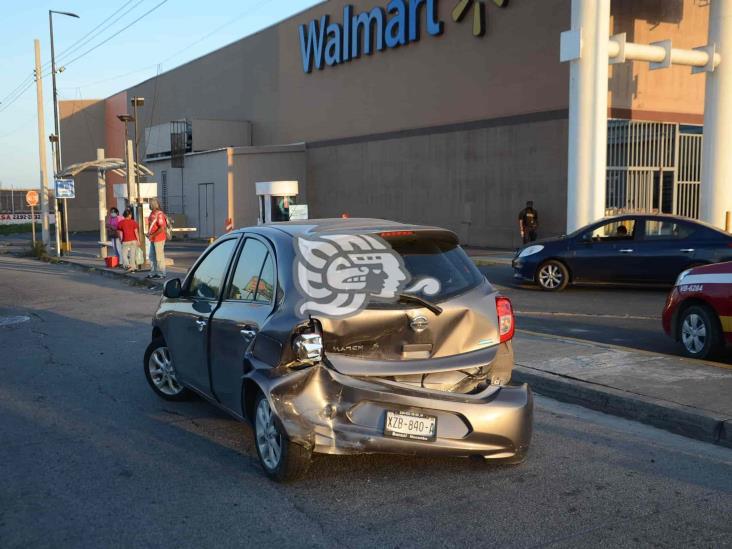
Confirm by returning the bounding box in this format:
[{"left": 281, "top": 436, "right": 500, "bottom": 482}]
[
  {"left": 163, "top": 278, "right": 182, "bottom": 299},
  {"left": 581, "top": 233, "right": 592, "bottom": 243}
]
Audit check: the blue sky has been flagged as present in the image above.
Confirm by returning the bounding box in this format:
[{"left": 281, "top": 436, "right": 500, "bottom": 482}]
[{"left": 0, "top": 0, "right": 323, "bottom": 189}]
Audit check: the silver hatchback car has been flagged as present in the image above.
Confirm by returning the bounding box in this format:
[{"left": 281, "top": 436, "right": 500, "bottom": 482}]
[{"left": 144, "top": 219, "right": 532, "bottom": 481}]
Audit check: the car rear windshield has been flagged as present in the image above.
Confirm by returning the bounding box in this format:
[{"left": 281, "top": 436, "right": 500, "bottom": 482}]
[{"left": 381, "top": 233, "right": 484, "bottom": 303}]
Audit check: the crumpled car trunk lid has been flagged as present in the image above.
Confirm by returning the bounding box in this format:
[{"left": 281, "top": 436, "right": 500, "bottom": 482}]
[{"left": 318, "top": 283, "right": 507, "bottom": 393}]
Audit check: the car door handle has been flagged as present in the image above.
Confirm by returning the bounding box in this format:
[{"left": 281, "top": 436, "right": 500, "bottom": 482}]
[
  {"left": 619, "top": 248, "right": 634, "bottom": 253},
  {"left": 195, "top": 319, "right": 207, "bottom": 332},
  {"left": 680, "top": 248, "right": 695, "bottom": 253},
  {"left": 240, "top": 327, "right": 257, "bottom": 338}
]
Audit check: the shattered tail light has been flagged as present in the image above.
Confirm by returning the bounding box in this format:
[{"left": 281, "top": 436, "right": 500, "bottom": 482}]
[{"left": 496, "top": 296, "right": 515, "bottom": 343}]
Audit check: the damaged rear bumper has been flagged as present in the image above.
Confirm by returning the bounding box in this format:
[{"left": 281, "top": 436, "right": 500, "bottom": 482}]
[{"left": 258, "top": 364, "right": 533, "bottom": 460}]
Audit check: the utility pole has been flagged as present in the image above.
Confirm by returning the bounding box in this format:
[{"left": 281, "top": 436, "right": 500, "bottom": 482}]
[
  {"left": 49, "top": 10, "right": 79, "bottom": 255},
  {"left": 33, "top": 39, "right": 51, "bottom": 248},
  {"left": 96, "top": 149, "right": 108, "bottom": 259}
]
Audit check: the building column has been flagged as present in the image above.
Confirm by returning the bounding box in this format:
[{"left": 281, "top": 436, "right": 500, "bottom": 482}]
[
  {"left": 565, "top": 0, "right": 610, "bottom": 233},
  {"left": 700, "top": 0, "right": 732, "bottom": 229}
]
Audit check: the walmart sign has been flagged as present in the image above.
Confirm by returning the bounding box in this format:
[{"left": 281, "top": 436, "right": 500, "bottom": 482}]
[{"left": 298, "top": 0, "right": 443, "bottom": 74}]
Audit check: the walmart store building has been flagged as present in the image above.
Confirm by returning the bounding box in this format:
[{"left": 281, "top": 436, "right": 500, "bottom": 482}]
[{"left": 61, "top": 0, "right": 712, "bottom": 248}]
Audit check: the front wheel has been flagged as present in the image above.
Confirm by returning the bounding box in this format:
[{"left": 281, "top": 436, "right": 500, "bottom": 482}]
[
  {"left": 144, "top": 337, "right": 192, "bottom": 401},
  {"left": 536, "top": 260, "right": 569, "bottom": 291},
  {"left": 678, "top": 305, "right": 722, "bottom": 359},
  {"left": 254, "top": 393, "right": 311, "bottom": 482}
]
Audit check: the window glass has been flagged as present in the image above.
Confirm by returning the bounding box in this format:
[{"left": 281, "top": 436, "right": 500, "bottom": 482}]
[
  {"left": 644, "top": 220, "right": 694, "bottom": 240},
  {"left": 586, "top": 220, "right": 636, "bottom": 241},
  {"left": 228, "top": 239, "right": 273, "bottom": 302},
  {"left": 187, "top": 239, "right": 237, "bottom": 300},
  {"left": 377, "top": 235, "right": 484, "bottom": 303},
  {"left": 255, "top": 255, "right": 275, "bottom": 303}
]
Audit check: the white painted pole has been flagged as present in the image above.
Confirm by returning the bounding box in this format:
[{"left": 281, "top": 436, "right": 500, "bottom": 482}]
[
  {"left": 33, "top": 39, "right": 50, "bottom": 248},
  {"left": 700, "top": 0, "right": 732, "bottom": 230},
  {"left": 565, "top": 0, "right": 611, "bottom": 233},
  {"left": 97, "top": 148, "right": 108, "bottom": 259}
]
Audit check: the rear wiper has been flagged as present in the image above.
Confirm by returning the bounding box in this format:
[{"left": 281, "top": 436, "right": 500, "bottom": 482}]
[{"left": 397, "top": 293, "right": 443, "bottom": 315}]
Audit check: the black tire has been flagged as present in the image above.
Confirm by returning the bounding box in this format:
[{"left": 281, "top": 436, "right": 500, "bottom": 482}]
[
  {"left": 536, "top": 260, "right": 570, "bottom": 291},
  {"left": 143, "top": 337, "right": 192, "bottom": 401},
  {"left": 677, "top": 305, "right": 722, "bottom": 360},
  {"left": 253, "top": 393, "right": 311, "bottom": 482}
]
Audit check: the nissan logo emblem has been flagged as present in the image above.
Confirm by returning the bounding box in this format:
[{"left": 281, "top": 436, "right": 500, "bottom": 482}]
[{"left": 409, "top": 315, "right": 429, "bottom": 333}]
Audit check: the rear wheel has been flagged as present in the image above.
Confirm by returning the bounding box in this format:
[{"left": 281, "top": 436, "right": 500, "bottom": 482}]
[
  {"left": 254, "top": 393, "right": 311, "bottom": 482},
  {"left": 678, "top": 305, "right": 722, "bottom": 359},
  {"left": 536, "top": 260, "right": 569, "bottom": 291}
]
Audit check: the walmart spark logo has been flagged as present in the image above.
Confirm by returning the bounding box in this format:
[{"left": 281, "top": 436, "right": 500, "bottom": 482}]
[{"left": 452, "top": 0, "right": 508, "bottom": 37}]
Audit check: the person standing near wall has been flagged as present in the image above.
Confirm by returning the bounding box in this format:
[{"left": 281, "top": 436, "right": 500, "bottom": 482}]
[
  {"left": 146, "top": 198, "right": 168, "bottom": 279},
  {"left": 117, "top": 208, "right": 140, "bottom": 272},
  {"left": 518, "top": 201, "right": 539, "bottom": 244}
]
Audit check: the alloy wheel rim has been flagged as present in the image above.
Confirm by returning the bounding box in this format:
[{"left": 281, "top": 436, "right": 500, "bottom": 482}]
[
  {"left": 256, "top": 398, "right": 282, "bottom": 470},
  {"left": 539, "top": 264, "right": 562, "bottom": 289},
  {"left": 148, "top": 346, "right": 183, "bottom": 395},
  {"left": 681, "top": 313, "right": 707, "bottom": 354}
]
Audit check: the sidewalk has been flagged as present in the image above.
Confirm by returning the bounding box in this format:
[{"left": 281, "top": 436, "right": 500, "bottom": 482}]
[
  {"left": 464, "top": 247, "right": 515, "bottom": 265},
  {"left": 514, "top": 330, "right": 732, "bottom": 448}
]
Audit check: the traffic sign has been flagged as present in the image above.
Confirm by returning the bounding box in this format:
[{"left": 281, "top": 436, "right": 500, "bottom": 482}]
[
  {"left": 55, "top": 179, "right": 75, "bottom": 199},
  {"left": 26, "top": 190, "right": 39, "bottom": 207}
]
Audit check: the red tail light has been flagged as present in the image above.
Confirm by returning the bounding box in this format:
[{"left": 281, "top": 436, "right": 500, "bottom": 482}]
[
  {"left": 496, "top": 296, "right": 515, "bottom": 343},
  {"left": 379, "top": 230, "right": 415, "bottom": 238}
]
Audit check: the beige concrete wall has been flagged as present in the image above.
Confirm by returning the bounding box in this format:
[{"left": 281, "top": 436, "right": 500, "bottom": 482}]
[
  {"left": 58, "top": 99, "right": 106, "bottom": 231},
  {"left": 609, "top": 0, "right": 708, "bottom": 123},
  {"left": 147, "top": 150, "right": 229, "bottom": 238},
  {"left": 307, "top": 116, "right": 568, "bottom": 248},
  {"left": 231, "top": 145, "right": 308, "bottom": 228}
]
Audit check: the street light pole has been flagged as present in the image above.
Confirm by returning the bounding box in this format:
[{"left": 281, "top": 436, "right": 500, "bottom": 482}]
[{"left": 49, "top": 10, "right": 79, "bottom": 255}]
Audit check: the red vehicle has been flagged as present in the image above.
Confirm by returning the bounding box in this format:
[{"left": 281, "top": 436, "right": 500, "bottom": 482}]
[{"left": 663, "top": 262, "right": 732, "bottom": 359}]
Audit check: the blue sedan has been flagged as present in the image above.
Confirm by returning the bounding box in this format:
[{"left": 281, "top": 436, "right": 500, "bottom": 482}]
[{"left": 512, "top": 215, "right": 732, "bottom": 291}]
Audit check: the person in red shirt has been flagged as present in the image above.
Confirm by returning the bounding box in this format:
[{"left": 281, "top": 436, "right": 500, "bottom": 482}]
[
  {"left": 117, "top": 208, "right": 140, "bottom": 271},
  {"left": 147, "top": 198, "right": 168, "bottom": 279}
]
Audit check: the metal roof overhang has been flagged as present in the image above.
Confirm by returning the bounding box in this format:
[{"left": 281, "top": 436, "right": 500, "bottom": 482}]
[{"left": 58, "top": 158, "right": 153, "bottom": 178}]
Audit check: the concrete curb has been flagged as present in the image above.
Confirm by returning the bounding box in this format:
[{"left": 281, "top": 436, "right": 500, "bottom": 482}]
[
  {"left": 514, "top": 365, "right": 732, "bottom": 448},
  {"left": 39, "top": 255, "right": 163, "bottom": 291}
]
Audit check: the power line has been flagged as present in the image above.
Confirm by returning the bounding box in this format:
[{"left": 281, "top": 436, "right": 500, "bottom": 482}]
[
  {"left": 0, "top": 80, "right": 35, "bottom": 114},
  {"left": 62, "top": 0, "right": 170, "bottom": 70},
  {"left": 49, "top": 0, "right": 138, "bottom": 67},
  {"left": 54, "top": 0, "right": 149, "bottom": 68},
  {"left": 65, "top": 0, "right": 273, "bottom": 92}
]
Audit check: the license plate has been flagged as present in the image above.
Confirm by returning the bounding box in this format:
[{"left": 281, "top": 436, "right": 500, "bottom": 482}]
[{"left": 384, "top": 410, "right": 437, "bottom": 441}]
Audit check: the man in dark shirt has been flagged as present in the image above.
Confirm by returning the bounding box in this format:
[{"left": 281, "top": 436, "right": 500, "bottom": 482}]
[{"left": 518, "top": 201, "right": 539, "bottom": 244}]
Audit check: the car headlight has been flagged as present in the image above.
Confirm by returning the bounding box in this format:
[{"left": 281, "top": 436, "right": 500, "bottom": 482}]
[
  {"left": 518, "top": 245, "right": 544, "bottom": 258},
  {"left": 293, "top": 332, "right": 323, "bottom": 363},
  {"left": 675, "top": 269, "right": 691, "bottom": 286}
]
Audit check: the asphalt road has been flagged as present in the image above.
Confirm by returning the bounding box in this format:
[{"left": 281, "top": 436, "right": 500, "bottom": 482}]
[
  {"left": 1, "top": 255, "right": 731, "bottom": 548},
  {"left": 478, "top": 263, "right": 699, "bottom": 358}
]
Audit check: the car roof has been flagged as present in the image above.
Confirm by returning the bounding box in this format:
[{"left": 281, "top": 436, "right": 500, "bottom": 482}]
[
  {"left": 234, "top": 218, "right": 454, "bottom": 238},
  {"left": 573, "top": 213, "right": 731, "bottom": 236}
]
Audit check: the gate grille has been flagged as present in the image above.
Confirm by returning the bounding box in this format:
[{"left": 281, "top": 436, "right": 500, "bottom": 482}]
[{"left": 605, "top": 120, "right": 702, "bottom": 218}]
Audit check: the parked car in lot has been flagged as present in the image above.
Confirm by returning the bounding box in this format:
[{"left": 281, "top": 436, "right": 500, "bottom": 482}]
[
  {"left": 512, "top": 214, "right": 732, "bottom": 291},
  {"left": 662, "top": 262, "right": 732, "bottom": 359},
  {"left": 144, "top": 218, "right": 532, "bottom": 481}
]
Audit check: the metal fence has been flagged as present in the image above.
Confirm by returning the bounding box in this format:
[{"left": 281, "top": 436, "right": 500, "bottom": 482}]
[{"left": 605, "top": 119, "right": 702, "bottom": 218}]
